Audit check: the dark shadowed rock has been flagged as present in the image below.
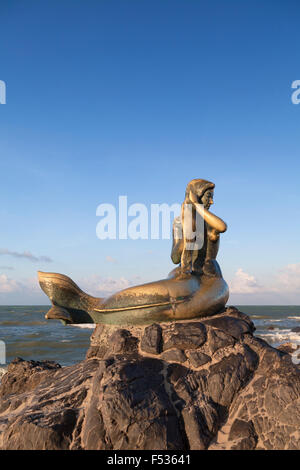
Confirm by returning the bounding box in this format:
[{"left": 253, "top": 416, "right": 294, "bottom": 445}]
[
  {"left": 0, "top": 307, "right": 299, "bottom": 450},
  {"left": 186, "top": 350, "right": 211, "bottom": 368},
  {"left": 141, "top": 323, "right": 162, "bottom": 355},
  {"left": 87, "top": 325, "right": 139, "bottom": 360},
  {"left": 0, "top": 357, "right": 61, "bottom": 398},
  {"left": 162, "top": 322, "right": 206, "bottom": 351},
  {"left": 161, "top": 349, "right": 187, "bottom": 363},
  {"left": 108, "top": 329, "right": 139, "bottom": 356},
  {"left": 228, "top": 419, "right": 258, "bottom": 450},
  {"left": 207, "top": 349, "right": 258, "bottom": 408},
  {"left": 95, "top": 357, "right": 184, "bottom": 450},
  {"left": 207, "top": 328, "right": 235, "bottom": 354},
  {"left": 202, "top": 315, "right": 253, "bottom": 339},
  {"left": 0, "top": 359, "right": 100, "bottom": 449}
]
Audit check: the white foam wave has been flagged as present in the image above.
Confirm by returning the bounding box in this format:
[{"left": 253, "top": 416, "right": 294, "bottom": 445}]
[
  {"left": 259, "top": 328, "right": 300, "bottom": 346},
  {"left": 288, "top": 316, "right": 300, "bottom": 321},
  {"left": 70, "top": 324, "right": 95, "bottom": 329},
  {"left": 252, "top": 317, "right": 286, "bottom": 322}
]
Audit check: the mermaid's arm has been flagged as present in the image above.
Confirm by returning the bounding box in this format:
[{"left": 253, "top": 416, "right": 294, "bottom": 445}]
[{"left": 189, "top": 191, "right": 227, "bottom": 233}]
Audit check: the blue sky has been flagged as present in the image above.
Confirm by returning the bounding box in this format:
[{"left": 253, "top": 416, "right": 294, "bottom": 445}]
[{"left": 0, "top": 0, "right": 299, "bottom": 304}]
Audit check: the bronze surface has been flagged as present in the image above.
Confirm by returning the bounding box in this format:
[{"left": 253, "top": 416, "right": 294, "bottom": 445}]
[{"left": 38, "top": 178, "right": 229, "bottom": 325}]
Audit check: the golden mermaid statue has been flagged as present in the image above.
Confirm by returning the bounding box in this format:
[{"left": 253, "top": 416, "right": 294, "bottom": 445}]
[{"left": 38, "top": 179, "right": 229, "bottom": 325}]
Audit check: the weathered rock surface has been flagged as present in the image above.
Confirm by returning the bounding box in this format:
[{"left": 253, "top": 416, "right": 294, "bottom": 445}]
[
  {"left": 277, "top": 342, "right": 300, "bottom": 355},
  {"left": 0, "top": 307, "right": 299, "bottom": 450}
]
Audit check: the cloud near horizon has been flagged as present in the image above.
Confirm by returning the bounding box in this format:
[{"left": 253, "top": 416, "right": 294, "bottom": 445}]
[
  {"left": 0, "top": 249, "right": 52, "bottom": 263},
  {"left": 105, "top": 255, "right": 117, "bottom": 263},
  {"left": 79, "top": 274, "right": 142, "bottom": 297},
  {"left": 1, "top": 264, "right": 300, "bottom": 304},
  {"left": 229, "top": 268, "right": 263, "bottom": 294},
  {"left": 0, "top": 274, "right": 19, "bottom": 293},
  {"left": 276, "top": 264, "right": 300, "bottom": 292},
  {"left": 0, "top": 274, "right": 41, "bottom": 294},
  {"left": 229, "top": 263, "right": 300, "bottom": 302},
  {"left": 0, "top": 272, "right": 141, "bottom": 299}
]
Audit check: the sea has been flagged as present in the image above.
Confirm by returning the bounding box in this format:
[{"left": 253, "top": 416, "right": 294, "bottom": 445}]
[{"left": 0, "top": 305, "right": 300, "bottom": 377}]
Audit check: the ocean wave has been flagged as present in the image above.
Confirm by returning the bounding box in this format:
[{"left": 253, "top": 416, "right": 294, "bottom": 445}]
[
  {"left": 70, "top": 324, "right": 95, "bottom": 329},
  {"left": 253, "top": 317, "right": 300, "bottom": 330},
  {"left": 0, "top": 320, "right": 48, "bottom": 326},
  {"left": 258, "top": 328, "right": 300, "bottom": 346},
  {"left": 252, "top": 316, "right": 288, "bottom": 321},
  {"left": 288, "top": 316, "right": 300, "bottom": 321}
]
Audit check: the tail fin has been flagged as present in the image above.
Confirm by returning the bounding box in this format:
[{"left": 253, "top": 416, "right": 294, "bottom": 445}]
[{"left": 38, "top": 271, "right": 101, "bottom": 324}]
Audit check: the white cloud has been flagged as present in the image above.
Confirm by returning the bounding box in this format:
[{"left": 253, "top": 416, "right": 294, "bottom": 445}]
[
  {"left": 0, "top": 274, "right": 20, "bottom": 293},
  {"left": 0, "top": 270, "right": 144, "bottom": 302},
  {"left": 228, "top": 263, "right": 300, "bottom": 303},
  {"left": 229, "top": 268, "right": 262, "bottom": 294},
  {"left": 105, "top": 255, "right": 117, "bottom": 263},
  {"left": 1, "top": 263, "right": 300, "bottom": 304},
  {"left": 0, "top": 274, "right": 41, "bottom": 296},
  {"left": 276, "top": 264, "right": 300, "bottom": 292},
  {"left": 0, "top": 248, "right": 52, "bottom": 263},
  {"left": 21, "top": 277, "right": 41, "bottom": 293},
  {"left": 78, "top": 275, "right": 139, "bottom": 297}
]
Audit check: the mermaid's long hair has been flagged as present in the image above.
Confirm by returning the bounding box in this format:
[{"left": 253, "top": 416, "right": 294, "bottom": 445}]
[{"left": 185, "top": 179, "right": 215, "bottom": 201}]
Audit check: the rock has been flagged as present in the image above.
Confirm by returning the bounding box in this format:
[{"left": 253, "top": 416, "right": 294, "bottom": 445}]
[
  {"left": 206, "top": 348, "right": 258, "bottom": 408},
  {"left": 161, "top": 349, "right": 187, "bottom": 363},
  {"left": 162, "top": 322, "right": 206, "bottom": 351},
  {"left": 202, "top": 314, "right": 253, "bottom": 339},
  {"left": 0, "top": 357, "right": 61, "bottom": 398},
  {"left": 0, "top": 307, "right": 299, "bottom": 450},
  {"left": 107, "top": 329, "right": 139, "bottom": 356},
  {"left": 0, "top": 359, "right": 99, "bottom": 449},
  {"left": 186, "top": 350, "right": 211, "bottom": 368},
  {"left": 291, "top": 326, "right": 300, "bottom": 333},
  {"left": 228, "top": 419, "right": 258, "bottom": 450},
  {"left": 277, "top": 342, "right": 297, "bottom": 355},
  {"left": 87, "top": 325, "right": 139, "bottom": 360},
  {"left": 207, "top": 328, "right": 235, "bottom": 354},
  {"left": 141, "top": 323, "right": 162, "bottom": 355}
]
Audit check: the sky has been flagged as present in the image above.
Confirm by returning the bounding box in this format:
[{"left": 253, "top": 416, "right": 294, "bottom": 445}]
[{"left": 0, "top": 0, "right": 300, "bottom": 305}]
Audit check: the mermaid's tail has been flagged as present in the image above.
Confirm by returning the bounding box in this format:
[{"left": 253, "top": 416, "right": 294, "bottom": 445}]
[
  {"left": 38, "top": 266, "right": 229, "bottom": 326},
  {"left": 38, "top": 271, "right": 102, "bottom": 324}
]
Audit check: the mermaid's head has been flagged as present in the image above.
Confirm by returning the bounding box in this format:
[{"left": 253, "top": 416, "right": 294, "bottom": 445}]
[{"left": 185, "top": 179, "right": 215, "bottom": 209}]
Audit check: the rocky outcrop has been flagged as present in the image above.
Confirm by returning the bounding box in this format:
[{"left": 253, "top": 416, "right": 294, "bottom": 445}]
[{"left": 0, "top": 307, "right": 299, "bottom": 450}]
